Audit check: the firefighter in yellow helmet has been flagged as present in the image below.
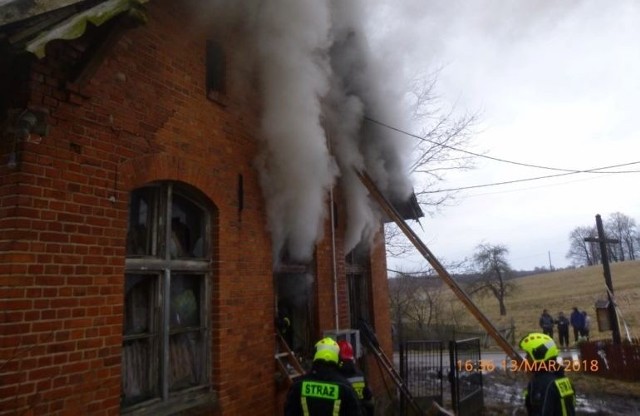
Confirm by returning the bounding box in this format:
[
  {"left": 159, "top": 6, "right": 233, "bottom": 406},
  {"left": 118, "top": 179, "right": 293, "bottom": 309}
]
[
  {"left": 284, "top": 337, "right": 363, "bottom": 416},
  {"left": 519, "top": 332, "right": 576, "bottom": 416}
]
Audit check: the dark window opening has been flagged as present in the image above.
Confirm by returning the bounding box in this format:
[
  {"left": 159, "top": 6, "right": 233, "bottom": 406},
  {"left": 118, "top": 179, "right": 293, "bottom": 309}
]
[
  {"left": 347, "top": 272, "right": 371, "bottom": 328},
  {"left": 206, "top": 40, "right": 226, "bottom": 105},
  {"left": 275, "top": 268, "right": 316, "bottom": 368},
  {"left": 346, "top": 243, "right": 372, "bottom": 328}
]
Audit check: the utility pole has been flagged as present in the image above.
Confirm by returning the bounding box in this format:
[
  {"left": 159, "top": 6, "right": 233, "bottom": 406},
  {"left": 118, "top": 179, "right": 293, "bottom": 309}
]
[
  {"left": 548, "top": 251, "right": 553, "bottom": 270},
  {"left": 584, "top": 214, "right": 622, "bottom": 345}
]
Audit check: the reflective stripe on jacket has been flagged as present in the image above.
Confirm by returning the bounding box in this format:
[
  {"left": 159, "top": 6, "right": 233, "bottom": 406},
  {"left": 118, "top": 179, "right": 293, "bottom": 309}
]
[{"left": 524, "top": 372, "right": 575, "bottom": 416}]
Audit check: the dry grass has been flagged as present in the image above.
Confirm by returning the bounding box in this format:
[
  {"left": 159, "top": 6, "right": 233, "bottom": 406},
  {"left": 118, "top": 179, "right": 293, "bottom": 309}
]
[
  {"left": 434, "top": 261, "right": 640, "bottom": 412},
  {"left": 453, "top": 260, "right": 640, "bottom": 343}
]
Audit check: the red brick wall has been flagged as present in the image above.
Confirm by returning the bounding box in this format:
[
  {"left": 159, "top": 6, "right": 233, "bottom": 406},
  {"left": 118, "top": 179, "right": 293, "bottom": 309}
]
[
  {"left": 365, "top": 229, "right": 395, "bottom": 396},
  {"left": 0, "top": 0, "right": 394, "bottom": 415}
]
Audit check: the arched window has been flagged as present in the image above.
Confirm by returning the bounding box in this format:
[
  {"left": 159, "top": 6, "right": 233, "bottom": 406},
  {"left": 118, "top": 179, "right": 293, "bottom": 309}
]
[{"left": 122, "top": 182, "right": 213, "bottom": 411}]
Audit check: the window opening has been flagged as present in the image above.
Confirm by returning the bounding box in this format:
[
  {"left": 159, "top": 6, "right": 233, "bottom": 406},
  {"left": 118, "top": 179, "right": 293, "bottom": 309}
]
[
  {"left": 123, "top": 183, "right": 212, "bottom": 411},
  {"left": 346, "top": 243, "right": 372, "bottom": 328},
  {"left": 206, "top": 40, "right": 227, "bottom": 104},
  {"left": 275, "top": 267, "right": 315, "bottom": 367}
]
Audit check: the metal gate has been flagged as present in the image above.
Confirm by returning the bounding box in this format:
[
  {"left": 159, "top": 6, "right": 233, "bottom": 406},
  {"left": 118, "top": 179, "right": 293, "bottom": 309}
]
[
  {"left": 399, "top": 340, "right": 444, "bottom": 415},
  {"left": 449, "top": 338, "right": 484, "bottom": 415}
]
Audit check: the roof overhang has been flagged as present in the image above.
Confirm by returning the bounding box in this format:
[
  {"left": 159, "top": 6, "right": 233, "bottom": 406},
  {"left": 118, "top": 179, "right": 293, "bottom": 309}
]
[
  {"left": 0, "top": 0, "right": 148, "bottom": 58},
  {"left": 0, "top": 0, "right": 89, "bottom": 26},
  {"left": 26, "top": 0, "right": 147, "bottom": 58},
  {"left": 388, "top": 192, "right": 424, "bottom": 223}
]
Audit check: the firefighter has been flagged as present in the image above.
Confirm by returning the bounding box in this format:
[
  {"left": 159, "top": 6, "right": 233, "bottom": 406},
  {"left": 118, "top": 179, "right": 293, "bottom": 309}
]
[
  {"left": 276, "top": 303, "right": 293, "bottom": 348},
  {"left": 284, "top": 337, "right": 363, "bottom": 416},
  {"left": 520, "top": 332, "right": 576, "bottom": 416},
  {"left": 337, "top": 340, "right": 374, "bottom": 416}
]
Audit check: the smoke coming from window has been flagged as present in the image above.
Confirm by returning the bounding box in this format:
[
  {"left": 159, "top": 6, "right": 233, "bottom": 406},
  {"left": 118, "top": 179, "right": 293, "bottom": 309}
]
[{"left": 197, "top": 0, "right": 413, "bottom": 262}]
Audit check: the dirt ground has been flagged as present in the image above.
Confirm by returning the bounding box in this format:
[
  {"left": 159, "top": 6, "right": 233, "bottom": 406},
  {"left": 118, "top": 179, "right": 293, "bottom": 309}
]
[{"left": 481, "top": 369, "right": 640, "bottom": 415}]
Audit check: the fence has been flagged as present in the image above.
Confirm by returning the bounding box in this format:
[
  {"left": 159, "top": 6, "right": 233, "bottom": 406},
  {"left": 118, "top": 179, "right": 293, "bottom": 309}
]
[
  {"left": 579, "top": 339, "right": 640, "bottom": 381},
  {"left": 448, "top": 338, "right": 484, "bottom": 415},
  {"left": 398, "top": 340, "right": 444, "bottom": 414}
]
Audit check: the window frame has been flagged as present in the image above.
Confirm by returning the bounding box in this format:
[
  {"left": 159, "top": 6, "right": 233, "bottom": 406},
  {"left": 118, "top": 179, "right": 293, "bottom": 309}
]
[{"left": 122, "top": 182, "right": 214, "bottom": 414}]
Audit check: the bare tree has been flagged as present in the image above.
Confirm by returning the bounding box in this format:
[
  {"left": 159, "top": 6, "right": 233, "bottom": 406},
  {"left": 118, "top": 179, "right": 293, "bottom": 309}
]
[
  {"left": 605, "top": 212, "right": 637, "bottom": 262},
  {"left": 407, "top": 75, "right": 479, "bottom": 209},
  {"left": 387, "top": 271, "right": 450, "bottom": 339},
  {"left": 387, "top": 273, "right": 416, "bottom": 342},
  {"left": 385, "top": 71, "right": 479, "bottom": 260},
  {"left": 566, "top": 226, "right": 598, "bottom": 266},
  {"left": 468, "top": 243, "right": 514, "bottom": 316}
]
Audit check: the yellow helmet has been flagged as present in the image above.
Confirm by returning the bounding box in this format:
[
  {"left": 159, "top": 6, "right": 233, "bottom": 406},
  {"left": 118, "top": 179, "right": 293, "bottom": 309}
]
[
  {"left": 519, "top": 332, "right": 559, "bottom": 362},
  {"left": 314, "top": 337, "right": 340, "bottom": 364}
]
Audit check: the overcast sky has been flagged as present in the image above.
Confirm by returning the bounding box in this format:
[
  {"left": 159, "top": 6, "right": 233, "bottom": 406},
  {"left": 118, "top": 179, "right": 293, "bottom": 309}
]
[{"left": 368, "top": 1, "right": 640, "bottom": 271}]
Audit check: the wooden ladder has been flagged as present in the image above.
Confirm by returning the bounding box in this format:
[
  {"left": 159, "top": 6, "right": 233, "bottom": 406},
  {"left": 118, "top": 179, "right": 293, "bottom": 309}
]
[{"left": 275, "top": 333, "right": 305, "bottom": 384}]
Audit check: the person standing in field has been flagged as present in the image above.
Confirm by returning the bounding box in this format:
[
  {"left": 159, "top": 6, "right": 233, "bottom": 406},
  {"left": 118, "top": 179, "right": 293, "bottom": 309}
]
[
  {"left": 539, "top": 309, "right": 554, "bottom": 338},
  {"left": 555, "top": 311, "right": 570, "bottom": 350},
  {"left": 570, "top": 307, "right": 584, "bottom": 343}
]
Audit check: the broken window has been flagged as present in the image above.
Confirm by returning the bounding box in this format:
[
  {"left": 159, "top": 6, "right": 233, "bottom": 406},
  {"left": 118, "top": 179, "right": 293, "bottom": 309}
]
[{"left": 122, "top": 182, "right": 212, "bottom": 410}]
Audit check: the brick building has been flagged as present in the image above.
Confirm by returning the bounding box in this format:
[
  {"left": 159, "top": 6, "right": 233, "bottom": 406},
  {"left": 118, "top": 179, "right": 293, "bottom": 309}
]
[{"left": 0, "top": 1, "right": 419, "bottom": 415}]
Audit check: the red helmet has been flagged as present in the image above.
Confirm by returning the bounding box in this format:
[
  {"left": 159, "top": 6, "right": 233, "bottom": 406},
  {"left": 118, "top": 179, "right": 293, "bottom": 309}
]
[{"left": 337, "top": 340, "right": 354, "bottom": 361}]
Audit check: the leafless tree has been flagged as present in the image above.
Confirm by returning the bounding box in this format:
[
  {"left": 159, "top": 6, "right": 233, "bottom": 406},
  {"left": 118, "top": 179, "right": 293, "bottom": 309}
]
[
  {"left": 566, "top": 226, "right": 598, "bottom": 266},
  {"left": 387, "top": 271, "right": 450, "bottom": 337},
  {"left": 468, "top": 243, "right": 514, "bottom": 316},
  {"left": 385, "top": 71, "right": 479, "bottom": 261},
  {"left": 605, "top": 212, "right": 637, "bottom": 262},
  {"left": 407, "top": 75, "right": 479, "bottom": 209},
  {"left": 387, "top": 273, "right": 416, "bottom": 340}
]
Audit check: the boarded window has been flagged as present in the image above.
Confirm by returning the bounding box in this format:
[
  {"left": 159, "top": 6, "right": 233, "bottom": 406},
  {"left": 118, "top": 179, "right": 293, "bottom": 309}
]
[{"left": 122, "top": 183, "right": 212, "bottom": 411}]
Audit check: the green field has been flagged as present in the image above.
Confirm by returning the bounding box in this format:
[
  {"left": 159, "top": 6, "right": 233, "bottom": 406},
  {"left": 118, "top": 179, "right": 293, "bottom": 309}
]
[{"left": 455, "top": 260, "right": 640, "bottom": 344}]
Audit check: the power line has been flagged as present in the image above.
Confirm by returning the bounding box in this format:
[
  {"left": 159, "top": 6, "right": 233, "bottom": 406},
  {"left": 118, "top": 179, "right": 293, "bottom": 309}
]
[
  {"left": 422, "top": 161, "right": 640, "bottom": 193},
  {"left": 456, "top": 170, "right": 614, "bottom": 198},
  {"left": 365, "top": 116, "right": 640, "bottom": 193},
  {"left": 365, "top": 116, "right": 640, "bottom": 175}
]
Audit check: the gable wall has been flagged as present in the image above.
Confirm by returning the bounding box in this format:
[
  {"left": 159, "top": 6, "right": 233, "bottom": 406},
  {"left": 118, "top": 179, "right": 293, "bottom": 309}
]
[{"left": 0, "top": 0, "right": 394, "bottom": 414}]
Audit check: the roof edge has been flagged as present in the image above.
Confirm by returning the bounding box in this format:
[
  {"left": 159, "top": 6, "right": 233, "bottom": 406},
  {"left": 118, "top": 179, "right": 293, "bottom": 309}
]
[{"left": 0, "top": 0, "right": 90, "bottom": 26}]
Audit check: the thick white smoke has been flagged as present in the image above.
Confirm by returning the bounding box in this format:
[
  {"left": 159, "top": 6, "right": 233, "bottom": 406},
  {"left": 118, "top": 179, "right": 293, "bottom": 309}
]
[
  {"left": 196, "top": 0, "right": 413, "bottom": 262},
  {"left": 253, "top": 1, "right": 337, "bottom": 262}
]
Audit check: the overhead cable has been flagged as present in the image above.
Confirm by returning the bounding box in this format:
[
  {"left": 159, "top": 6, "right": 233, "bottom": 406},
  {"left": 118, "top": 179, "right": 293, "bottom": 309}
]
[{"left": 365, "top": 116, "right": 640, "bottom": 174}]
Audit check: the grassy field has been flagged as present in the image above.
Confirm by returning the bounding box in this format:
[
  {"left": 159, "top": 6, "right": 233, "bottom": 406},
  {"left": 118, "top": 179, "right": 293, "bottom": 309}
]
[{"left": 454, "top": 260, "right": 640, "bottom": 344}]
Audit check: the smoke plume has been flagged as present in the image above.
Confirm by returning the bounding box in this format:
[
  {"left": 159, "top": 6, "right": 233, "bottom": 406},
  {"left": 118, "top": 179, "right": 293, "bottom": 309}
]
[{"left": 197, "top": 0, "right": 413, "bottom": 262}]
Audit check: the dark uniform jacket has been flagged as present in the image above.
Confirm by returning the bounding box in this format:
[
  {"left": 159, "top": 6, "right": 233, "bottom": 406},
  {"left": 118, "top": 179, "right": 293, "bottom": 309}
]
[
  {"left": 556, "top": 316, "right": 570, "bottom": 331},
  {"left": 539, "top": 313, "right": 554, "bottom": 332},
  {"left": 285, "top": 361, "right": 363, "bottom": 416},
  {"left": 525, "top": 368, "right": 575, "bottom": 416},
  {"left": 339, "top": 361, "right": 374, "bottom": 416}
]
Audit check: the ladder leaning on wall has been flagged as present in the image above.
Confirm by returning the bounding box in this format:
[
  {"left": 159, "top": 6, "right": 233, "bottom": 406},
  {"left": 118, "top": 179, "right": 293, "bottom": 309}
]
[
  {"left": 275, "top": 333, "right": 305, "bottom": 385},
  {"left": 355, "top": 169, "right": 523, "bottom": 364}
]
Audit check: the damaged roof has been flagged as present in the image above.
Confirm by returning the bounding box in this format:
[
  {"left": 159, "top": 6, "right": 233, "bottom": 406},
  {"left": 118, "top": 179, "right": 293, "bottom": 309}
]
[
  {"left": 0, "top": 0, "right": 147, "bottom": 58},
  {"left": 390, "top": 192, "right": 423, "bottom": 222},
  {"left": 0, "top": 0, "right": 89, "bottom": 26}
]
